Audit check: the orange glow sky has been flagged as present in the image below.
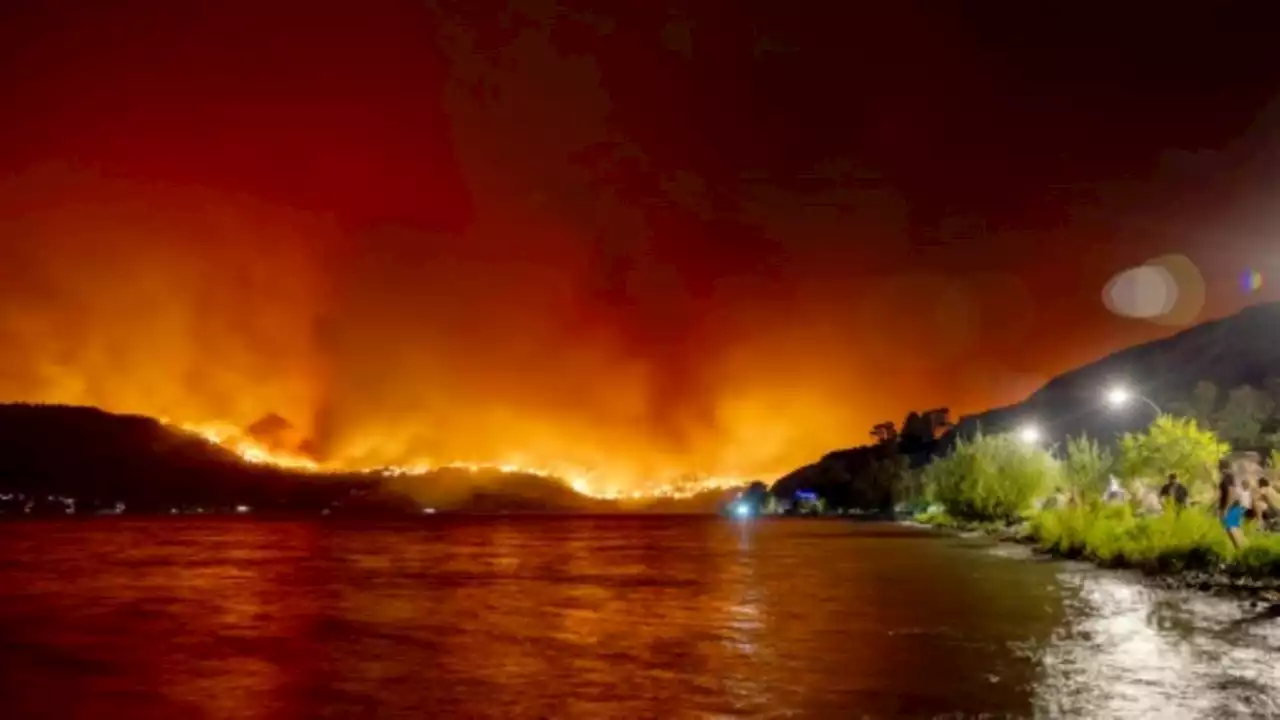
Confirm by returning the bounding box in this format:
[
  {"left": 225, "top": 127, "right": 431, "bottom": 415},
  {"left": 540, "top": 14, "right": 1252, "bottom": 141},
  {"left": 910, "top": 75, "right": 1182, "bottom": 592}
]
[{"left": 2, "top": 2, "right": 1280, "bottom": 486}]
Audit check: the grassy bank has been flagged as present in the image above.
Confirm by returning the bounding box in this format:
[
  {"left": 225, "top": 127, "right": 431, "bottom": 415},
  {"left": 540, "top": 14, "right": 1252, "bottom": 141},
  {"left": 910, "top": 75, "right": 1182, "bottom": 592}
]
[
  {"left": 906, "top": 424, "right": 1280, "bottom": 585},
  {"left": 916, "top": 504, "right": 1280, "bottom": 587}
]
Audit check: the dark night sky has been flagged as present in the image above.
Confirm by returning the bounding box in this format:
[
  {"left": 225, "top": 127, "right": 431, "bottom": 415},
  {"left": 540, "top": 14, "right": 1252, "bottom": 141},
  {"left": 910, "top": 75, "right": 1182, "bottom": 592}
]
[{"left": 2, "top": 0, "right": 1279, "bottom": 483}]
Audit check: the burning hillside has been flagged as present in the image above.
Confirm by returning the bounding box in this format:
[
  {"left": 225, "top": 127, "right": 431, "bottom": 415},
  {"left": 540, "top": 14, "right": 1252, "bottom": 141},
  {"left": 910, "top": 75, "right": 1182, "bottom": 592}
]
[{"left": 168, "top": 415, "right": 751, "bottom": 500}]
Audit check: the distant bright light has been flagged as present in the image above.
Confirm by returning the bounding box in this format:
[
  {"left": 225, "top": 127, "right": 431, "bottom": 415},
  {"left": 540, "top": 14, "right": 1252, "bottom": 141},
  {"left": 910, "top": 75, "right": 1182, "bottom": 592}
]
[
  {"left": 1106, "top": 386, "right": 1131, "bottom": 408},
  {"left": 734, "top": 503, "right": 752, "bottom": 518},
  {"left": 1018, "top": 425, "right": 1041, "bottom": 444},
  {"left": 234, "top": 505, "right": 251, "bottom": 514}
]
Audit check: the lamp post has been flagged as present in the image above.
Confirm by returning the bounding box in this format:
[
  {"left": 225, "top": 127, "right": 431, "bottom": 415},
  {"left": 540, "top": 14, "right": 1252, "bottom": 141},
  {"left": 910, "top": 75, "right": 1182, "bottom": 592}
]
[
  {"left": 1105, "top": 386, "right": 1162, "bottom": 416},
  {"left": 1018, "top": 424, "right": 1042, "bottom": 445}
]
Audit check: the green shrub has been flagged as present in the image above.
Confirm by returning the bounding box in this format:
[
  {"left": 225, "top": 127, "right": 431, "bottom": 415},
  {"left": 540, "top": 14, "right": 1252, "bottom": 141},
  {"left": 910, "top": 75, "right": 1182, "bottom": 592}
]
[
  {"left": 1029, "top": 504, "right": 1237, "bottom": 573},
  {"left": 1231, "top": 532, "right": 1280, "bottom": 577},
  {"left": 923, "top": 432, "right": 1058, "bottom": 523},
  {"left": 1027, "top": 505, "right": 1087, "bottom": 557},
  {"left": 1117, "top": 415, "right": 1227, "bottom": 500},
  {"left": 1062, "top": 434, "right": 1113, "bottom": 502}
]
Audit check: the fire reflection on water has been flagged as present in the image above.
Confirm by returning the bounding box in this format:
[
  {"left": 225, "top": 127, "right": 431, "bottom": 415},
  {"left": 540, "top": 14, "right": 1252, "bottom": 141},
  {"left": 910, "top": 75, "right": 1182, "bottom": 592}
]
[
  {"left": 720, "top": 520, "right": 771, "bottom": 711},
  {"left": 1, "top": 519, "right": 1278, "bottom": 718}
]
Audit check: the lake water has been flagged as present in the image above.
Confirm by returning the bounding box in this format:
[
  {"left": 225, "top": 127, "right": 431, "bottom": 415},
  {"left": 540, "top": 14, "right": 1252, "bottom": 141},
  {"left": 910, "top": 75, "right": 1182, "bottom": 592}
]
[{"left": 1, "top": 517, "right": 1278, "bottom": 719}]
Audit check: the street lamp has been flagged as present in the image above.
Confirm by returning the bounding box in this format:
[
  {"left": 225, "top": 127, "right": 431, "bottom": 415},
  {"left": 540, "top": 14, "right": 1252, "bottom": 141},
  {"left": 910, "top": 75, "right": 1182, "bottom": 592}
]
[
  {"left": 1105, "top": 385, "right": 1162, "bottom": 415},
  {"left": 1018, "top": 424, "right": 1041, "bottom": 444}
]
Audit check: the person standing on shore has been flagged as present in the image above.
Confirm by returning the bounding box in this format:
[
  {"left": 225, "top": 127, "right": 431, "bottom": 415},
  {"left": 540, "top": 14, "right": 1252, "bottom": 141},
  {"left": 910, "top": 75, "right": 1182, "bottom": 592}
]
[
  {"left": 1257, "top": 477, "right": 1280, "bottom": 530},
  {"left": 1159, "top": 472, "right": 1188, "bottom": 510},
  {"left": 1218, "top": 460, "right": 1248, "bottom": 549}
]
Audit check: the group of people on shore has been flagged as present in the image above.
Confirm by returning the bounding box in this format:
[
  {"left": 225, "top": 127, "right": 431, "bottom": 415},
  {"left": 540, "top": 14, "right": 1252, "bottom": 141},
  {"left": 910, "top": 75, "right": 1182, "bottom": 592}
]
[
  {"left": 1091, "top": 460, "right": 1279, "bottom": 549},
  {"left": 1216, "top": 460, "right": 1280, "bottom": 548}
]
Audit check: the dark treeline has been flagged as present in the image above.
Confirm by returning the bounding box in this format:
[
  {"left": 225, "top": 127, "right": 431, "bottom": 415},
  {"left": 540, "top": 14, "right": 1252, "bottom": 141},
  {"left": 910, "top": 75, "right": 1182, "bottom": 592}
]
[
  {"left": 0, "top": 403, "right": 403, "bottom": 513},
  {"left": 771, "top": 407, "right": 953, "bottom": 513}
]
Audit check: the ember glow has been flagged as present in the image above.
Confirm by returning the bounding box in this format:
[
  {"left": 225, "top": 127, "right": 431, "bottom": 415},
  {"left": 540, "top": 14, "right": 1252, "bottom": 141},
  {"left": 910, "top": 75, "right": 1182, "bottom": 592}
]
[{"left": 171, "top": 419, "right": 751, "bottom": 500}]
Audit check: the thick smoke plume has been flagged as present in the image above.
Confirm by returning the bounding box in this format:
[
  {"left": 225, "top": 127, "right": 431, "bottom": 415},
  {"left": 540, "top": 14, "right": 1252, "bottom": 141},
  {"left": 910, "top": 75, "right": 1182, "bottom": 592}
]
[
  {"left": 8, "top": 0, "right": 1237, "bottom": 491},
  {"left": 0, "top": 1, "right": 907, "bottom": 491},
  {"left": 0, "top": 164, "right": 881, "bottom": 488}
]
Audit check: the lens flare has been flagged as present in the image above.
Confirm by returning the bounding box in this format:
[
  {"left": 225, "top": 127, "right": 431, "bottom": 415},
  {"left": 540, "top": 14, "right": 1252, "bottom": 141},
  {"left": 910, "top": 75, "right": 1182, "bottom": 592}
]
[
  {"left": 1101, "top": 254, "right": 1204, "bottom": 326},
  {"left": 1243, "top": 269, "right": 1264, "bottom": 293}
]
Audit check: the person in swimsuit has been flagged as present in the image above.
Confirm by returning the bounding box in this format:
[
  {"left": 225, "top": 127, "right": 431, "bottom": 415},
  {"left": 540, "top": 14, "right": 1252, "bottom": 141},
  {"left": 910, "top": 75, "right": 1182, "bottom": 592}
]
[{"left": 1219, "top": 459, "right": 1248, "bottom": 549}]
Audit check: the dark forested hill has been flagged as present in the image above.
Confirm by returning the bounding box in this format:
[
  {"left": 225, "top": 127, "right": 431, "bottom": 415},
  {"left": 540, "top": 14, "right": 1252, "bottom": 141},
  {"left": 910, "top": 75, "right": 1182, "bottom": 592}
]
[
  {"left": 945, "top": 301, "right": 1280, "bottom": 447},
  {"left": 0, "top": 404, "right": 736, "bottom": 514},
  {"left": 771, "top": 301, "right": 1280, "bottom": 507},
  {"left": 0, "top": 403, "right": 383, "bottom": 512}
]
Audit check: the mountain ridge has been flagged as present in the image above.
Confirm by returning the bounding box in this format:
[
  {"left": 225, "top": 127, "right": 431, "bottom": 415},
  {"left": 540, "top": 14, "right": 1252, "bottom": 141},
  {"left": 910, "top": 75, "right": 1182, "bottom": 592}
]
[
  {"left": 947, "top": 300, "right": 1280, "bottom": 446},
  {"left": 771, "top": 300, "right": 1280, "bottom": 504}
]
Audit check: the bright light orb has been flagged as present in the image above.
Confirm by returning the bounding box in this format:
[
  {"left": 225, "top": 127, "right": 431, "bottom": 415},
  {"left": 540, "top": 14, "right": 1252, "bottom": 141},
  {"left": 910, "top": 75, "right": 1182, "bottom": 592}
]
[
  {"left": 734, "top": 503, "right": 752, "bottom": 518},
  {"left": 1106, "top": 387, "right": 1131, "bottom": 408},
  {"left": 1018, "top": 425, "right": 1041, "bottom": 444}
]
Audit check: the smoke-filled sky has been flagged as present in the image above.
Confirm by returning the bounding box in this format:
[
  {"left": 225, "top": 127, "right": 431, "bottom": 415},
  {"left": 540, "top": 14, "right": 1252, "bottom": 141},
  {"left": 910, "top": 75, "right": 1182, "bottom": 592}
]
[{"left": 3, "top": 1, "right": 1280, "bottom": 485}]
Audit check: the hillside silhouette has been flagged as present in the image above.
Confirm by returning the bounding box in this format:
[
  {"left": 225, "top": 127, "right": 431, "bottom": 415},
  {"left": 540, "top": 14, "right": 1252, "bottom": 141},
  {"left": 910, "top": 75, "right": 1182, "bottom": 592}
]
[
  {"left": 0, "top": 404, "right": 746, "bottom": 514},
  {"left": 0, "top": 404, "right": 388, "bottom": 513},
  {"left": 946, "top": 301, "right": 1280, "bottom": 447},
  {"left": 773, "top": 301, "right": 1280, "bottom": 506}
]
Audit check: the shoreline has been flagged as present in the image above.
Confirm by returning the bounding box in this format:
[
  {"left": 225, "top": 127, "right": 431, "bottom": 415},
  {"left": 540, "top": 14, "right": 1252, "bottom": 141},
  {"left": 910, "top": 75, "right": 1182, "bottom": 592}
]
[{"left": 903, "top": 517, "right": 1280, "bottom": 602}]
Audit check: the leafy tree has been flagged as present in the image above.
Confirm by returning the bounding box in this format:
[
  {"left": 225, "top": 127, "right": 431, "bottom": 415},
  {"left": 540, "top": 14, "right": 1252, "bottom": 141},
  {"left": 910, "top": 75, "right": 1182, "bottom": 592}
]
[
  {"left": 899, "top": 411, "right": 933, "bottom": 454},
  {"left": 1213, "top": 385, "right": 1274, "bottom": 448},
  {"left": 1063, "top": 434, "right": 1113, "bottom": 501},
  {"left": 923, "top": 407, "right": 953, "bottom": 438},
  {"left": 1264, "top": 374, "right": 1280, "bottom": 405},
  {"left": 869, "top": 454, "right": 911, "bottom": 510},
  {"left": 1168, "top": 381, "right": 1218, "bottom": 427},
  {"left": 1117, "top": 415, "right": 1228, "bottom": 498},
  {"left": 762, "top": 494, "right": 776, "bottom": 513},
  {"left": 889, "top": 463, "right": 927, "bottom": 511},
  {"left": 741, "top": 481, "right": 770, "bottom": 511},
  {"left": 922, "top": 432, "right": 1058, "bottom": 522},
  {"left": 1189, "top": 381, "right": 1219, "bottom": 426},
  {"left": 870, "top": 421, "right": 898, "bottom": 445},
  {"left": 1256, "top": 376, "right": 1280, "bottom": 448}
]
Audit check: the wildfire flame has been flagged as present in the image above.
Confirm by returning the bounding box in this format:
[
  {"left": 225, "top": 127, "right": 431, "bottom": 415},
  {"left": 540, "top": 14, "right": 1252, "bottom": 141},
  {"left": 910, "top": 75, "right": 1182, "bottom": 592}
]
[{"left": 166, "top": 419, "right": 752, "bottom": 500}]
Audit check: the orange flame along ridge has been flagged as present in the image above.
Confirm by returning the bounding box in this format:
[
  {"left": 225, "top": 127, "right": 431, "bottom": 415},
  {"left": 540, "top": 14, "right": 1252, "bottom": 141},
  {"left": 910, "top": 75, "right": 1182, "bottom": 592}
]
[{"left": 164, "top": 419, "right": 752, "bottom": 500}]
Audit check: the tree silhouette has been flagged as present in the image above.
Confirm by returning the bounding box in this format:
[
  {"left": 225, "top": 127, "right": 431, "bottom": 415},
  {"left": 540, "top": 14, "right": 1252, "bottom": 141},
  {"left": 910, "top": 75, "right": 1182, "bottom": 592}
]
[
  {"left": 870, "top": 421, "right": 898, "bottom": 445},
  {"left": 923, "top": 408, "right": 953, "bottom": 437},
  {"left": 1169, "top": 381, "right": 1218, "bottom": 427},
  {"left": 1214, "top": 385, "right": 1274, "bottom": 449},
  {"left": 899, "top": 412, "right": 932, "bottom": 454}
]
